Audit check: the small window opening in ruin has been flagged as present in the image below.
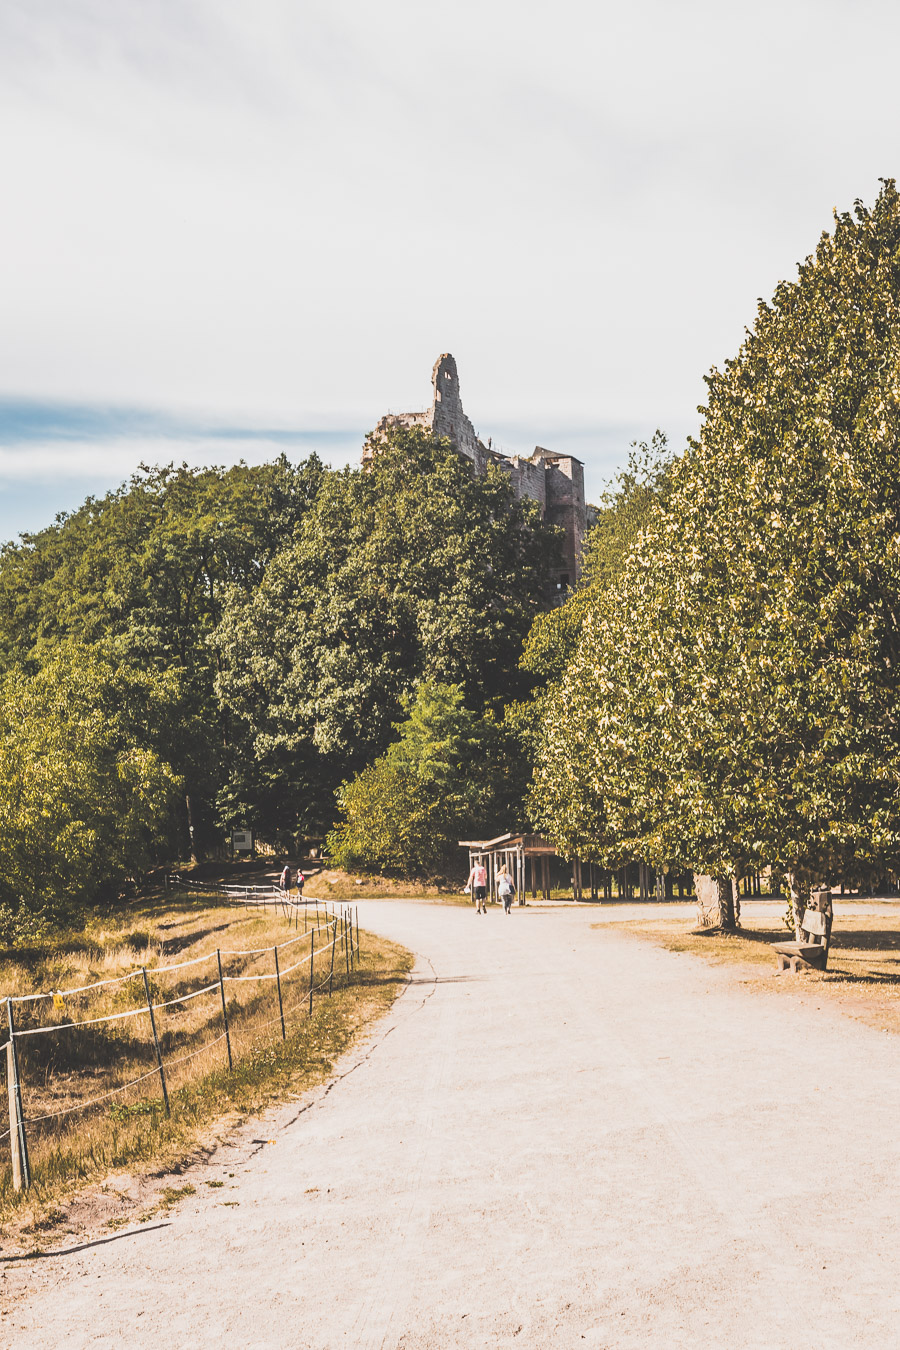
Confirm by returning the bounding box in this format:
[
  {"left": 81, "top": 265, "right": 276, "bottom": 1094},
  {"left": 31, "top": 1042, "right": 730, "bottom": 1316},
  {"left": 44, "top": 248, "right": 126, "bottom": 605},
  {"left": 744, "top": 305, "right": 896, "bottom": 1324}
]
[{"left": 557, "top": 574, "right": 570, "bottom": 591}]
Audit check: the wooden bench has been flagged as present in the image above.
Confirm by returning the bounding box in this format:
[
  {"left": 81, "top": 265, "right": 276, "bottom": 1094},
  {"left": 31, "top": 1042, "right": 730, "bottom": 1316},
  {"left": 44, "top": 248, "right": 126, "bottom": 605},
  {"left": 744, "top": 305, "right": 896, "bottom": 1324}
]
[{"left": 772, "top": 894, "right": 832, "bottom": 973}]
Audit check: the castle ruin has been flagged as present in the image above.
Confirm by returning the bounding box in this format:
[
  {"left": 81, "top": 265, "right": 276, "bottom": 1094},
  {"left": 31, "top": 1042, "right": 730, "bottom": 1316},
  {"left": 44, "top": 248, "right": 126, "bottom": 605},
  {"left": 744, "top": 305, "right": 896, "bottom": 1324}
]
[{"left": 368, "top": 354, "right": 587, "bottom": 588}]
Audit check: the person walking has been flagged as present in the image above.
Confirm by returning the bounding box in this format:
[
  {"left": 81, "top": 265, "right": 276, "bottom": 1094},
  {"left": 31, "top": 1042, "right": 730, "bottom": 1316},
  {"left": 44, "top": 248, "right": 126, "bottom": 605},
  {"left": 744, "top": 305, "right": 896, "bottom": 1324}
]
[
  {"left": 497, "top": 864, "right": 516, "bottom": 915},
  {"left": 296, "top": 869, "right": 305, "bottom": 898},
  {"left": 279, "top": 863, "right": 292, "bottom": 894},
  {"left": 466, "top": 859, "right": 488, "bottom": 914}
]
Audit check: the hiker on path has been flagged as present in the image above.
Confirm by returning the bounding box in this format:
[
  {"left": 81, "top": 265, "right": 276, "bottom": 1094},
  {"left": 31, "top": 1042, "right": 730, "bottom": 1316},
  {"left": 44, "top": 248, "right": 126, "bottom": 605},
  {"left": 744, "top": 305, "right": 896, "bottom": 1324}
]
[
  {"left": 296, "top": 868, "right": 305, "bottom": 898},
  {"left": 467, "top": 860, "right": 488, "bottom": 914},
  {"left": 279, "top": 864, "right": 292, "bottom": 893},
  {"left": 497, "top": 865, "right": 516, "bottom": 915}
]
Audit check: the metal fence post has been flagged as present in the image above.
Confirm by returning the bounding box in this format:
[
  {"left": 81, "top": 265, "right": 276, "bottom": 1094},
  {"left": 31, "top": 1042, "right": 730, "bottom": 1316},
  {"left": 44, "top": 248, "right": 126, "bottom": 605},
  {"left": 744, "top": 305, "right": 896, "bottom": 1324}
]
[
  {"left": 141, "top": 969, "right": 170, "bottom": 1117},
  {"left": 216, "top": 950, "right": 233, "bottom": 1071},
  {"left": 328, "top": 919, "right": 337, "bottom": 994},
  {"left": 274, "top": 945, "right": 286, "bottom": 1039},
  {"left": 6, "top": 999, "right": 30, "bottom": 1190},
  {"left": 308, "top": 929, "right": 315, "bottom": 1015}
]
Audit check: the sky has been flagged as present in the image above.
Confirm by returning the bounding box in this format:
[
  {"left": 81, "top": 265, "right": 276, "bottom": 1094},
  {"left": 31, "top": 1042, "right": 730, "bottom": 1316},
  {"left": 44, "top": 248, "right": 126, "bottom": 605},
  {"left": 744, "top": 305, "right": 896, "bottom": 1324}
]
[{"left": 0, "top": 0, "right": 898, "bottom": 540}]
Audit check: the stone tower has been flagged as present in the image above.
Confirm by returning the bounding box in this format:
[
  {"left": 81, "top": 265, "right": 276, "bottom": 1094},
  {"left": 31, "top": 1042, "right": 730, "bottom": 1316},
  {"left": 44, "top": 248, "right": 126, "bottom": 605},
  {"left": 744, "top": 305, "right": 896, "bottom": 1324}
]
[{"left": 368, "top": 355, "right": 587, "bottom": 588}]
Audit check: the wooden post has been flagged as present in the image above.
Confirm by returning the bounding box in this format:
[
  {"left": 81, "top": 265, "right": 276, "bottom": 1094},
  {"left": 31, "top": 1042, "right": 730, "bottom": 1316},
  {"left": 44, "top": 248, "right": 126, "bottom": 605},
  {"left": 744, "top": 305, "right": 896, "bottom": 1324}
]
[
  {"left": 308, "top": 929, "right": 315, "bottom": 1015},
  {"left": 328, "top": 919, "right": 337, "bottom": 995},
  {"left": 6, "top": 1000, "right": 30, "bottom": 1191},
  {"left": 215, "top": 951, "right": 233, "bottom": 1071},
  {"left": 141, "top": 969, "right": 171, "bottom": 1116},
  {"left": 344, "top": 911, "right": 351, "bottom": 981},
  {"left": 274, "top": 946, "right": 286, "bottom": 1039}
]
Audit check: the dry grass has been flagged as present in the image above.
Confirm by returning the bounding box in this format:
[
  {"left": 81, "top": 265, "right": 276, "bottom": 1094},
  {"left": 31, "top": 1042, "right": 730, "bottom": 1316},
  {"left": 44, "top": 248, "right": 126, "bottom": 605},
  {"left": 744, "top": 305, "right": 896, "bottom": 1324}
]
[
  {"left": 610, "top": 903, "right": 900, "bottom": 1036},
  {"left": 0, "top": 892, "right": 412, "bottom": 1229},
  {"left": 309, "top": 869, "right": 465, "bottom": 901}
]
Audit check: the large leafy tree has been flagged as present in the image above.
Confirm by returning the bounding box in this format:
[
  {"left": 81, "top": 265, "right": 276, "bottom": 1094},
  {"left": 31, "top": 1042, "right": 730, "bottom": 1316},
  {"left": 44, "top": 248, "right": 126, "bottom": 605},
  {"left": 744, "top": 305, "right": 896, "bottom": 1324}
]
[
  {"left": 532, "top": 181, "right": 900, "bottom": 929},
  {"left": 507, "top": 434, "right": 671, "bottom": 756},
  {"left": 0, "top": 456, "right": 322, "bottom": 849},
  {"left": 214, "top": 427, "right": 559, "bottom": 837},
  {"left": 0, "top": 645, "right": 181, "bottom": 940},
  {"left": 328, "top": 681, "right": 521, "bottom": 876}
]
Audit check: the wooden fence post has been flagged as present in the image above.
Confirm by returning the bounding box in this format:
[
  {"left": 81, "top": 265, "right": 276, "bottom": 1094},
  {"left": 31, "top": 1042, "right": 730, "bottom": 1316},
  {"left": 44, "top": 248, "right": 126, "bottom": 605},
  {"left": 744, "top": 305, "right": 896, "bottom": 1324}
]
[
  {"left": 328, "top": 919, "right": 337, "bottom": 995},
  {"left": 274, "top": 946, "right": 286, "bottom": 1039},
  {"left": 215, "top": 950, "right": 233, "bottom": 1071},
  {"left": 6, "top": 1000, "right": 30, "bottom": 1191},
  {"left": 308, "top": 929, "right": 315, "bottom": 1015},
  {"left": 141, "top": 969, "right": 170, "bottom": 1117}
]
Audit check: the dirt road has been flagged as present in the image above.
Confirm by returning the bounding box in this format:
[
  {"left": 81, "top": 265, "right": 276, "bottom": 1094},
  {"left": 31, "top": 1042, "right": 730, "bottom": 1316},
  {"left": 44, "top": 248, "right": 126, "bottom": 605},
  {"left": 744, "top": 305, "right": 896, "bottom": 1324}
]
[{"left": 4, "top": 900, "right": 900, "bottom": 1348}]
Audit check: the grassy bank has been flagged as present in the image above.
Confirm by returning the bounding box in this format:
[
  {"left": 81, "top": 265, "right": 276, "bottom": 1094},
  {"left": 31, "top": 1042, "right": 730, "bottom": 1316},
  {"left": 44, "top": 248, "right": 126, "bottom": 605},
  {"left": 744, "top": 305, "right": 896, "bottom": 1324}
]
[
  {"left": 611, "top": 903, "right": 900, "bottom": 1036},
  {"left": 0, "top": 893, "right": 412, "bottom": 1232}
]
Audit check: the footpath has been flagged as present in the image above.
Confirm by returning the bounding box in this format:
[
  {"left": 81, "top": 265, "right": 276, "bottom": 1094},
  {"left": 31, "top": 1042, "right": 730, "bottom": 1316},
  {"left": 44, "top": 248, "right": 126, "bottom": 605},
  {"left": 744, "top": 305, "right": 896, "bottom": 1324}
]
[{"left": 4, "top": 899, "right": 900, "bottom": 1349}]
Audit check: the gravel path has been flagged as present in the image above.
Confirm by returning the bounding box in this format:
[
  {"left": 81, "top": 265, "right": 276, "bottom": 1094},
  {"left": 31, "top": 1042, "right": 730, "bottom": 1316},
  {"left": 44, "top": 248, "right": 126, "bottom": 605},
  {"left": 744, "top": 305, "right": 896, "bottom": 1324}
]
[{"left": 4, "top": 899, "right": 900, "bottom": 1349}]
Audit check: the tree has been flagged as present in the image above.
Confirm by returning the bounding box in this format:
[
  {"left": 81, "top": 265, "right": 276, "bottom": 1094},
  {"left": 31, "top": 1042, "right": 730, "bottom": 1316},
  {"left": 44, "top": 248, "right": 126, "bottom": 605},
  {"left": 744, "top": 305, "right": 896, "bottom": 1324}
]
[
  {"left": 328, "top": 681, "right": 520, "bottom": 876},
  {"left": 531, "top": 181, "right": 900, "bottom": 930},
  {"left": 0, "top": 646, "right": 181, "bottom": 940},
  {"left": 0, "top": 456, "right": 323, "bottom": 850},
  {"left": 508, "top": 434, "right": 671, "bottom": 757},
  {"left": 214, "top": 427, "right": 559, "bottom": 838}
]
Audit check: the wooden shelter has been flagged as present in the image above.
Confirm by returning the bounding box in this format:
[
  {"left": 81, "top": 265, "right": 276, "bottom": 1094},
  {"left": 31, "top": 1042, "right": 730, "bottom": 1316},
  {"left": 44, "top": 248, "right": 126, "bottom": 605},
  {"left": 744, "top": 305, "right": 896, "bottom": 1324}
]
[
  {"left": 460, "top": 832, "right": 569, "bottom": 903},
  {"left": 460, "top": 835, "right": 695, "bottom": 903}
]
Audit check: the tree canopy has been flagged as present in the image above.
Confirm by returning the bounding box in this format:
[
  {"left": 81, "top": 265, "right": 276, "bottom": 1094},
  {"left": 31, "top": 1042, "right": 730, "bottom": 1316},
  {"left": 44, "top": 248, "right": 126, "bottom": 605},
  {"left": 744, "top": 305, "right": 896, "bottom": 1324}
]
[
  {"left": 214, "top": 427, "right": 559, "bottom": 838},
  {"left": 328, "top": 681, "right": 521, "bottom": 876},
  {"left": 0, "top": 645, "right": 181, "bottom": 940},
  {"left": 531, "top": 180, "right": 900, "bottom": 920}
]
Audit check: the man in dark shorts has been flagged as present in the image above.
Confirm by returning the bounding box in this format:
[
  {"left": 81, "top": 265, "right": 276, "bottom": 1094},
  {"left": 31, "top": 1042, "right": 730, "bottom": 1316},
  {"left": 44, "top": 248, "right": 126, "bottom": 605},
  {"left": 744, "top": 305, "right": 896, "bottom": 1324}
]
[{"left": 466, "top": 860, "right": 488, "bottom": 914}]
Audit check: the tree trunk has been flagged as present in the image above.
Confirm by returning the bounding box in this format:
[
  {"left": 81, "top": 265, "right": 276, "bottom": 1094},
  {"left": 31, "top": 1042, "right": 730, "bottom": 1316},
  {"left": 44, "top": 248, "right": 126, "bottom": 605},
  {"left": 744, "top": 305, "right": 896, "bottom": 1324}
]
[
  {"left": 185, "top": 793, "right": 198, "bottom": 864},
  {"left": 694, "top": 874, "right": 736, "bottom": 930},
  {"left": 787, "top": 870, "right": 809, "bottom": 942}
]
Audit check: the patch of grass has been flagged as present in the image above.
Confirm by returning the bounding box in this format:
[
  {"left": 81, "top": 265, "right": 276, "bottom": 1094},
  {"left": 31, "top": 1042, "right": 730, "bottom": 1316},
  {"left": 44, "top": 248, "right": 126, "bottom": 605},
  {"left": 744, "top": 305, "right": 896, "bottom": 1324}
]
[
  {"left": 158, "top": 1184, "right": 195, "bottom": 1209},
  {"left": 611, "top": 906, "right": 900, "bottom": 1035},
  {"left": 0, "top": 898, "right": 412, "bottom": 1230}
]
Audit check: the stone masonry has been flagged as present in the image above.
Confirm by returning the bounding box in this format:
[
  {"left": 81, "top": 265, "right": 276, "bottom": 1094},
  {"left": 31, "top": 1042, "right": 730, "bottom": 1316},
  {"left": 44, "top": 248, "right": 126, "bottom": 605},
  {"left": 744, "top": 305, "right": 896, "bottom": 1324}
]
[{"left": 368, "top": 354, "right": 587, "bottom": 587}]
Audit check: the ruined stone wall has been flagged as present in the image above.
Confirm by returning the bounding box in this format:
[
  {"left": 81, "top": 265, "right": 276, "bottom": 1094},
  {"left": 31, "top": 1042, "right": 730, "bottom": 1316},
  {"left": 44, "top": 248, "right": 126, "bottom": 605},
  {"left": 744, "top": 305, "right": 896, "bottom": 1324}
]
[
  {"left": 501, "top": 456, "right": 547, "bottom": 512},
  {"left": 366, "top": 354, "right": 588, "bottom": 586},
  {"left": 543, "top": 456, "right": 585, "bottom": 584},
  {"left": 430, "top": 354, "right": 487, "bottom": 474}
]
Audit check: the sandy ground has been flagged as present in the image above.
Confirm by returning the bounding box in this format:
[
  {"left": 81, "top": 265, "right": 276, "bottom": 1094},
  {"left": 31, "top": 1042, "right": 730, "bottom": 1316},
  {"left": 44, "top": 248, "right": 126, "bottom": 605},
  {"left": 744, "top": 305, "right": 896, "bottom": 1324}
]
[{"left": 3, "top": 898, "right": 900, "bottom": 1349}]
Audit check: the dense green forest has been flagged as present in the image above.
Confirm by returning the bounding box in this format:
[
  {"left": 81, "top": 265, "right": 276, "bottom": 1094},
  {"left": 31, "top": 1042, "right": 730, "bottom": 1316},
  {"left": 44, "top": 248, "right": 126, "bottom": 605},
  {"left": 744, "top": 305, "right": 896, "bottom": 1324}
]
[{"left": 0, "top": 428, "right": 576, "bottom": 936}]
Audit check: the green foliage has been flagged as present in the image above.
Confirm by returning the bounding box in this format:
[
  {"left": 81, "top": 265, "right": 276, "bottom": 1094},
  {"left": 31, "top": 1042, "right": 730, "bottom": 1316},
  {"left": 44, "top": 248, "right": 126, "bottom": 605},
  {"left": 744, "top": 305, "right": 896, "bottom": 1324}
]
[
  {"left": 507, "top": 434, "right": 671, "bottom": 757},
  {"left": 215, "top": 428, "right": 559, "bottom": 836},
  {"left": 0, "top": 456, "right": 323, "bottom": 848},
  {"left": 531, "top": 181, "right": 900, "bottom": 888},
  {"left": 0, "top": 645, "right": 181, "bottom": 940},
  {"left": 328, "top": 681, "right": 522, "bottom": 876}
]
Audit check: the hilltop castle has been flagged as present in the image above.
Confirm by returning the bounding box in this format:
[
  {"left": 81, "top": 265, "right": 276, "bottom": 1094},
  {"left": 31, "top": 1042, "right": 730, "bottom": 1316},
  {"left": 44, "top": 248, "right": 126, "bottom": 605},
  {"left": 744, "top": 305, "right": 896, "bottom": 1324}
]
[{"left": 367, "top": 354, "right": 587, "bottom": 588}]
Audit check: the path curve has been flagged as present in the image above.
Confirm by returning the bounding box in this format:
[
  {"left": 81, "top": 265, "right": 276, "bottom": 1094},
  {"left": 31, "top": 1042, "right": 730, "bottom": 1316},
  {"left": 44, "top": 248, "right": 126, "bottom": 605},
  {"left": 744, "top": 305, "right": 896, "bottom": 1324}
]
[{"left": 4, "top": 900, "right": 900, "bottom": 1349}]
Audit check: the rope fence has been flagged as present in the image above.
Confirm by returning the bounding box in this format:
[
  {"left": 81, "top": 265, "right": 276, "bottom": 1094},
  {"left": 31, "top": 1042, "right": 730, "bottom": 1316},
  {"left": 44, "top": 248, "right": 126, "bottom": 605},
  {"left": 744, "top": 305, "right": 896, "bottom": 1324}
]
[{"left": 2, "top": 894, "right": 361, "bottom": 1194}]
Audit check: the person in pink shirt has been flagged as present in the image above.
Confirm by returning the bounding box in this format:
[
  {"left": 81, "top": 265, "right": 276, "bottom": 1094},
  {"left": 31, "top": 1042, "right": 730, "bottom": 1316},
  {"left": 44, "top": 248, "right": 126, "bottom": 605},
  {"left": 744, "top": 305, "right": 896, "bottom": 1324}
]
[{"left": 466, "top": 860, "right": 488, "bottom": 914}]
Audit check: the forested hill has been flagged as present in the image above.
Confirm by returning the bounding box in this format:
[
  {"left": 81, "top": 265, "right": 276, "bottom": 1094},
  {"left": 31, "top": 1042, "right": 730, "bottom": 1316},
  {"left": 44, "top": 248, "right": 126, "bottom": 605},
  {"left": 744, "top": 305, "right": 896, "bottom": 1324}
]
[{"left": 0, "top": 427, "right": 571, "bottom": 937}]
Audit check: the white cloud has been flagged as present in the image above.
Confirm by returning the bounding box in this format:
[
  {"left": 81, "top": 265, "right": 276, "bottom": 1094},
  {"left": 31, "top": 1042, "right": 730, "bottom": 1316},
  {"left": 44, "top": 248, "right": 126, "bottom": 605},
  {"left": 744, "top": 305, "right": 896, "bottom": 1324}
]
[{"left": 0, "top": 0, "right": 897, "bottom": 505}]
